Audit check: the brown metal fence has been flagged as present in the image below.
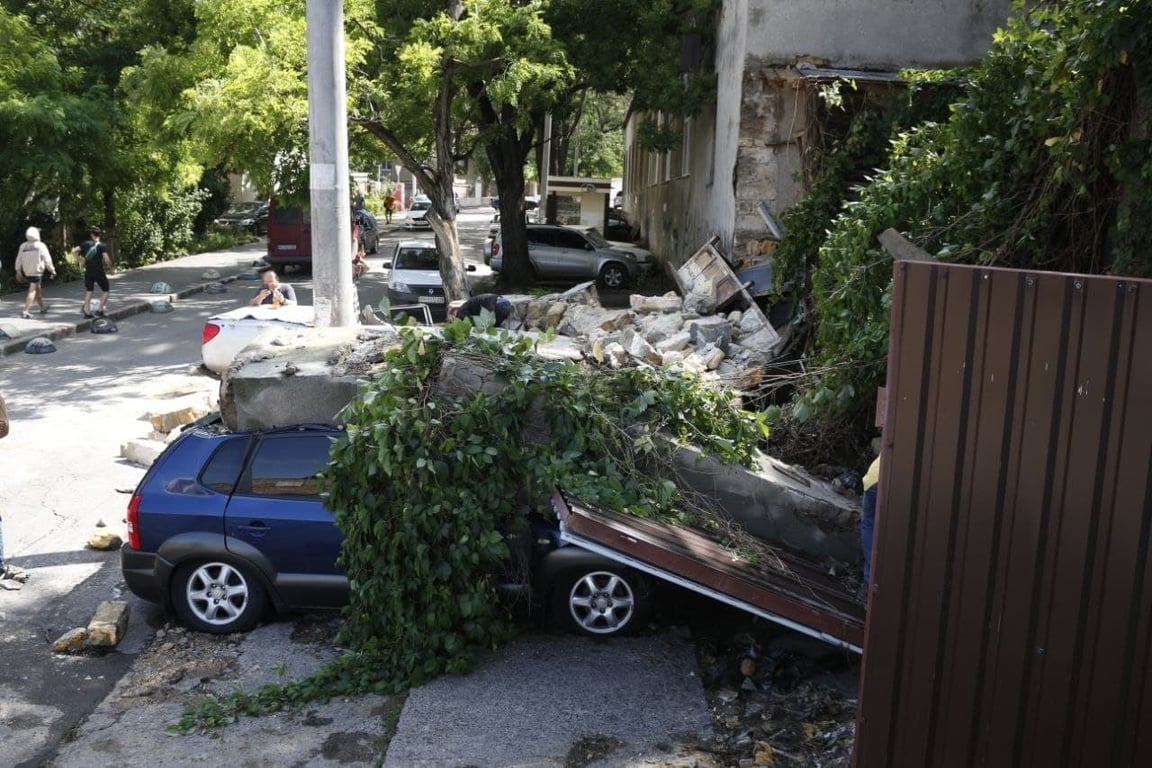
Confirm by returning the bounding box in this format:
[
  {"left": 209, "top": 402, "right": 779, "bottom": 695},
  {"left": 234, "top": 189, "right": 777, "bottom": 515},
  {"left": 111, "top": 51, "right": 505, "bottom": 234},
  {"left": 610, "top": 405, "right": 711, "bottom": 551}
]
[{"left": 855, "top": 261, "right": 1152, "bottom": 767}]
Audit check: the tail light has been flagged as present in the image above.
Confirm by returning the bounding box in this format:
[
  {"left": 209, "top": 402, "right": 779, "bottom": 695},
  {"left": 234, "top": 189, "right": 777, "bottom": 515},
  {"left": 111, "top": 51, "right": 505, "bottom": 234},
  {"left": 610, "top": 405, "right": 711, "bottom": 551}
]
[
  {"left": 126, "top": 493, "right": 142, "bottom": 550},
  {"left": 201, "top": 322, "right": 221, "bottom": 345},
  {"left": 492, "top": 242, "right": 501, "bottom": 258}
]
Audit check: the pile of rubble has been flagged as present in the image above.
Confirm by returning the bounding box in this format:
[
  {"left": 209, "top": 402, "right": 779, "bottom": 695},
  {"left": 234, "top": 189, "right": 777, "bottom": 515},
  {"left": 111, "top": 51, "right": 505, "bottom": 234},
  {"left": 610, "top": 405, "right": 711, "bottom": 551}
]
[{"left": 494, "top": 240, "right": 787, "bottom": 398}]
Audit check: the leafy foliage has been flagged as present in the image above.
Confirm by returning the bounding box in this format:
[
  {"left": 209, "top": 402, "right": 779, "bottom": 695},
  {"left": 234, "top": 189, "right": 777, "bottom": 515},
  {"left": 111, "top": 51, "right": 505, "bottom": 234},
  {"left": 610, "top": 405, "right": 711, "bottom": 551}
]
[
  {"left": 781, "top": 0, "right": 1152, "bottom": 428},
  {"left": 325, "top": 324, "right": 768, "bottom": 687},
  {"left": 171, "top": 324, "right": 768, "bottom": 731}
]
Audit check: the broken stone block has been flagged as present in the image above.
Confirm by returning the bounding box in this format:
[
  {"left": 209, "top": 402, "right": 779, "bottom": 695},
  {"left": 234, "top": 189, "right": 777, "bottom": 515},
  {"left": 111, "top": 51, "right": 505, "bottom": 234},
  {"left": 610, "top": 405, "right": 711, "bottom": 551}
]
[
  {"left": 689, "top": 316, "right": 732, "bottom": 353},
  {"left": 655, "top": 331, "right": 693, "bottom": 353},
  {"left": 639, "top": 312, "right": 686, "bottom": 345},
  {"left": 556, "top": 281, "right": 601, "bottom": 306},
  {"left": 604, "top": 342, "right": 629, "bottom": 369},
  {"left": 557, "top": 305, "right": 633, "bottom": 338},
  {"left": 53, "top": 628, "right": 89, "bottom": 654},
  {"left": 630, "top": 293, "right": 683, "bottom": 315},
  {"left": 544, "top": 302, "right": 568, "bottom": 329},
  {"left": 86, "top": 601, "right": 130, "bottom": 648},
  {"left": 682, "top": 290, "right": 717, "bottom": 316},
  {"left": 148, "top": 391, "right": 216, "bottom": 433},
  {"left": 88, "top": 530, "right": 124, "bottom": 551},
  {"left": 121, "top": 439, "right": 165, "bottom": 467},
  {"left": 621, "top": 329, "right": 663, "bottom": 367}
]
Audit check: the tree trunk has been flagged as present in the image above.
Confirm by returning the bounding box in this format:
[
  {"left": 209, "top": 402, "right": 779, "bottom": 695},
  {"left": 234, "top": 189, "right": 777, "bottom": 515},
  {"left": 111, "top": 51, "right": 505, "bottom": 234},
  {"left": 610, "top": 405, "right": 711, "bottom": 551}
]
[{"left": 485, "top": 124, "right": 536, "bottom": 286}]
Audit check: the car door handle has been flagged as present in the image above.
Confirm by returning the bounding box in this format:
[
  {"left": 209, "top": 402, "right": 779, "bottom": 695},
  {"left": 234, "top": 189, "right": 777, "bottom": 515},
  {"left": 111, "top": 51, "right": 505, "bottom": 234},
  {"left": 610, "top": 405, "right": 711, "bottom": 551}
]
[{"left": 238, "top": 522, "right": 269, "bottom": 539}]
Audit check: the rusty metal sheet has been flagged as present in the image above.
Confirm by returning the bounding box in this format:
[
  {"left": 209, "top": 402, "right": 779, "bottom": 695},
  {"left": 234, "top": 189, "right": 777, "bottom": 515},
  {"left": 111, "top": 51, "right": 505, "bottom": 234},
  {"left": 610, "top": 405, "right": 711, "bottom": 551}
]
[
  {"left": 552, "top": 491, "right": 865, "bottom": 652},
  {"left": 855, "top": 262, "right": 1152, "bottom": 768}
]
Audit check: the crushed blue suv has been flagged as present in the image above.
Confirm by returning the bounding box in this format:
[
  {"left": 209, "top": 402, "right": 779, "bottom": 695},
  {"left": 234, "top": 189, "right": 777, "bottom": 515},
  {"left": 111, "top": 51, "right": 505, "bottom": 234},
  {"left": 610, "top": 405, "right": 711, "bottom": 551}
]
[{"left": 121, "top": 415, "right": 654, "bottom": 635}]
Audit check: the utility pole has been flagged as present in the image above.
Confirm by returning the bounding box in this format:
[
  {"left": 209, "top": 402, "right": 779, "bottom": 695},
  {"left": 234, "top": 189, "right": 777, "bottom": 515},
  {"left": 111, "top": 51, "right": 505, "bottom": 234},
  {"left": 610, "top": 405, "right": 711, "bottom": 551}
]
[{"left": 305, "top": 0, "right": 356, "bottom": 327}]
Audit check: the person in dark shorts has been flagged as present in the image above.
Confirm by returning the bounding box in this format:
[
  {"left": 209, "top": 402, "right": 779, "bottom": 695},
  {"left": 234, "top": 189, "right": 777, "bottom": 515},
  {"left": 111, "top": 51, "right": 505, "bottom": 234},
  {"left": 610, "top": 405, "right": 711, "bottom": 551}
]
[
  {"left": 448, "top": 293, "right": 512, "bottom": 326},
  {"left": 77, "top": 227, "right": 112, "bottom": 317}
]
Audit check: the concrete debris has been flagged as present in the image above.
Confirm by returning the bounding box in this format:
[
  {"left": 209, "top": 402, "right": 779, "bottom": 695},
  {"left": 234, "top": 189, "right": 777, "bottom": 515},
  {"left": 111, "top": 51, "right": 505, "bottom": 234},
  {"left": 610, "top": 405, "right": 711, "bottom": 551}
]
[
  {"left": 87, "top": 530, "right": 124, "bottom": 551},
  {"left": 53, "top": 628, "right": 89, "bottom": 654},
  {"left": 86, "top": 601, "right": 130, "bottom": 647}
]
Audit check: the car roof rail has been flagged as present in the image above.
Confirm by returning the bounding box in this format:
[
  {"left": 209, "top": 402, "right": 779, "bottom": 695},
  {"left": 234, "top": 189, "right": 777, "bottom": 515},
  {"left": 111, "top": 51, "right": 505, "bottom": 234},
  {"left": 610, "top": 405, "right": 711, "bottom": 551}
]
[{"left": 262, "top": 422, "right": 343, "bottom": 435}]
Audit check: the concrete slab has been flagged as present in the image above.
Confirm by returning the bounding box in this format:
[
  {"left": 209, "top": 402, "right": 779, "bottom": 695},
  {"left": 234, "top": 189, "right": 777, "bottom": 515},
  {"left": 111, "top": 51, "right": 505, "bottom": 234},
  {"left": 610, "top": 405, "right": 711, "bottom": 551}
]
[{"left": 383, "top": 630, "right": 712, "bottom": 768}]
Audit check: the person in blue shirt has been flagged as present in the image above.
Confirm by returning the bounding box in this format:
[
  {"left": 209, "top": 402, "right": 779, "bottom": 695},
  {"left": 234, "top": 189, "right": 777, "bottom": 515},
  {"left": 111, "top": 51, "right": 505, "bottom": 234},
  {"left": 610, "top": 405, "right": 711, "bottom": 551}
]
[{"left": 250, "top": 269, "right": 297, "bottom": 306}]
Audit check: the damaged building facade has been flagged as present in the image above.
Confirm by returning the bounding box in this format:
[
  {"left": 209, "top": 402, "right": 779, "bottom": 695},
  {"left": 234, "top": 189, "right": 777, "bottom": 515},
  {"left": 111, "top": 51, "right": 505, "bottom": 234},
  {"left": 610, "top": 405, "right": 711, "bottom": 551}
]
[{"left": 622, "top": 0, "right": 1013, "bottom": 269}]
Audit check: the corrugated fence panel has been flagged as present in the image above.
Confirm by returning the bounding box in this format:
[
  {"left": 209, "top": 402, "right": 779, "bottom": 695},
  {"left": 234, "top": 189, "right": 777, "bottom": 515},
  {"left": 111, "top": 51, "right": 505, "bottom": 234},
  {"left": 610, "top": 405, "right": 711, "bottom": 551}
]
[{"left": 855, "top": 263, "right": 1152, "bottom": 768}]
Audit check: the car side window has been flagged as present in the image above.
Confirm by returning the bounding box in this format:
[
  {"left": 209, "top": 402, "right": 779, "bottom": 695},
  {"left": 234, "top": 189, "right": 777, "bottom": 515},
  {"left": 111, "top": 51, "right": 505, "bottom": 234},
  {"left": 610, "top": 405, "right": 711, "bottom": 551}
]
[
  {"left": 199, "top": 436, "right": 253, "bottom": 494},
  {"left": 247, "top": 433, "right": 335, "bottom": 498},
  {"left": 554, "top": 230, "right": 589, "bottom": 250},
  {"left": 527, "top": 229, "right": 554, "bottom": 247}
]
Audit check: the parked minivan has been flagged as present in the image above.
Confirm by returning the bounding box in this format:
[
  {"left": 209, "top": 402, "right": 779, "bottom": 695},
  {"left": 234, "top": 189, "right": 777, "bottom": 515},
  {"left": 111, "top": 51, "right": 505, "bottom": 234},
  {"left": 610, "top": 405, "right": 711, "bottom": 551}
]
[
  {"left": 265, "top": 199, "right": 312, "bottom": 268},
  {"left": 266, "top": 200, "right": 379, "bottom": 268}
]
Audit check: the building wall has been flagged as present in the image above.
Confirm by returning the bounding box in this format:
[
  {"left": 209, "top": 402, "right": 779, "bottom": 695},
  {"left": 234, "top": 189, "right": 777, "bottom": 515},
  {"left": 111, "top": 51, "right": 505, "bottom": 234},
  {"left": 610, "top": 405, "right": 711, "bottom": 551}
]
[
  {"left": 629, "top": 0, "right": 1013, "bottom": 270},
  {"left": 747, "top": 0, "right": 1011, "bottom": 70}
]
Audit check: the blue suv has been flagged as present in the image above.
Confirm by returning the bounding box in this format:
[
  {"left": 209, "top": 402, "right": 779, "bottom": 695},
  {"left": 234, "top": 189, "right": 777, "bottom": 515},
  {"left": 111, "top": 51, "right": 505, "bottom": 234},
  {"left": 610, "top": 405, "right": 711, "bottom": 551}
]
[{"left": 121, "top": 416, "right": 654, "bottom": 636}]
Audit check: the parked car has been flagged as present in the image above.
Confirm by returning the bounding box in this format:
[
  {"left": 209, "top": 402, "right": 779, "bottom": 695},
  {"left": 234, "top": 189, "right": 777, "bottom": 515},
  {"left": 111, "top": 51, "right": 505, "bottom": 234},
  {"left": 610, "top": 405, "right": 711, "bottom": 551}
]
[
  {"left": 405, "top": 198, "right": 433, "bottom": 229},
  {"left": 384, "top": 240, "right": 476, "bottom": 321},
  {"left": 200, "top": 304, "right": 315, "bottom": 374},
  {"left": 265, "top": 198, "right": 312, "bottom": 267},
  {"left": 214, "top": 202, "right": 264, "bottom": 233},
  {"left": 490, "top": 224, "right": 653, "bottom": 289},
  {"left": 252, "top": 200, "right": 270, "bottom": 236},
  {"left": 603, "top": 211, "right": 638, "bottom": 243},
  {"left": 120, "top": 415, "right": 654, "bottom": 635}
]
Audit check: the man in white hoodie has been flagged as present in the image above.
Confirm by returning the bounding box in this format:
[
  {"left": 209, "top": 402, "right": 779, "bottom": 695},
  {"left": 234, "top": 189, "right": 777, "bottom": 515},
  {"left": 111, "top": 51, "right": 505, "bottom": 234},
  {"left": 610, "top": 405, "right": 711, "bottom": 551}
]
[{"left": 15, "top": 226, "right": 56, "bottom": 319}]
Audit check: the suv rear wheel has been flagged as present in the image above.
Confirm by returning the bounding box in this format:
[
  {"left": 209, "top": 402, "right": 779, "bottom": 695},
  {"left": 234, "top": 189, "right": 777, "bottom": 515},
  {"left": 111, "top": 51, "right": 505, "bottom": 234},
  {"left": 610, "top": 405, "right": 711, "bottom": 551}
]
[
  {"left": 171, "top": 560, "right": 268, "bottom": 634},
  {"left": 597, "top": 262, "right": 628, "bottom": 290},
  {"left": 551, "top": 566, "right": 653, "bottom": 637}
]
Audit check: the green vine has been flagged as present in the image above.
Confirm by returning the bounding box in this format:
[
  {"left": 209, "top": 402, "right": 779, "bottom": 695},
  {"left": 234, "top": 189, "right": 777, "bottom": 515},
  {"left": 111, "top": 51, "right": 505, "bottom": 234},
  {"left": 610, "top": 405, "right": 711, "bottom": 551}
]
[{"left": 782, "top": 0, "right": 1152, "bottom": 429}]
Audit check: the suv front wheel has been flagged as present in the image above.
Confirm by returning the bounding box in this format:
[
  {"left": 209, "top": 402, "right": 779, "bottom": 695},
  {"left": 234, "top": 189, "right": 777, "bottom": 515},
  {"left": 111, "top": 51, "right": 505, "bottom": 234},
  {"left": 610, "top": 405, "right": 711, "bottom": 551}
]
[
  {"left": 551, "top": 566, "right": 653, "bottom": 637},
  {"left": 171, "top": 559, "right": 268, "bottom": 634},
  {"left": 597, "top": 262, "right": 629, "bottom": 290}
]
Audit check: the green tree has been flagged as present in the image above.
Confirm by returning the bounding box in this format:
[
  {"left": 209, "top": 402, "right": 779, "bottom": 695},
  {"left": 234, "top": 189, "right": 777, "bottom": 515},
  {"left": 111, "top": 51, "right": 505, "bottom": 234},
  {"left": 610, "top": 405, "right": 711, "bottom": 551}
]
[{"left": 785, "top": 0, "right": 1152, "bottom": 436}]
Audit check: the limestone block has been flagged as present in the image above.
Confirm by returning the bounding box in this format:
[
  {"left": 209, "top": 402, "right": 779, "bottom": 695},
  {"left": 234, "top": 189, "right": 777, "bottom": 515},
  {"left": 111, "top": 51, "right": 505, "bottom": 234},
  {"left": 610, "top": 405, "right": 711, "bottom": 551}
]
[
  {"left": 557, "top": 304, "right": 632, "bottom": 338},
  {"left": 655, "top": 331, "right": 693, "bottom": 353},
  {"left": 556, "top": 281, "right": 601, "bottom": 306},
  {"left": 689, "top": 316, "right": 733, "bottom": 353},
  {"left": 739, "top": 310, "right": 766, "bottom": 336},
  {"left": 623, "top": 331, "right": 663, "bottom": 367},
  {"left": 639, "top": 312, "right": 686, "bottom": 344},
  {"left": 738, "top": 326, "right": 781, "bottom": 356},
  {"left": 121, "top": 439, "right": 165, "bottom": 467},
  {"left": 53, "top": 628, "right": 88, "bottom": 654},
  {"left": 88, "top": 530, "right": 124, "bottom": 551},
  {"left": 660, "top": 350, "right": 686, "bottom": 368},
  {"left": 682, "top": 290, "right": 717, "bottom": 316},
  {"left": 86, "top": 600, "right": 130, "bottom": 648},
  {"left": 544, "top": 302, "right": 568, "bottom": 329},
  {"left": 604, "top": 342, "right": 629, "bottom": 369},
  {"left": 630, "top": 293, "right": 683, "bottom": 315}
]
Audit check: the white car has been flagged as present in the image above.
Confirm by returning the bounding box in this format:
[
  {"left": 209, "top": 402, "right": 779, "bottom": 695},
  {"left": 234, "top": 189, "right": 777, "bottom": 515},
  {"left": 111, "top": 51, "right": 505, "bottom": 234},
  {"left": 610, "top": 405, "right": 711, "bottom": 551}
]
[
  {"left": 201, "top": 304, "right": 315, "bottom": 374},
  {"left": 385, "top": 240, "right": 475, "bottom": 322},
  {"left": 406, "top": 198, "right": 432, "bottom": 229}
]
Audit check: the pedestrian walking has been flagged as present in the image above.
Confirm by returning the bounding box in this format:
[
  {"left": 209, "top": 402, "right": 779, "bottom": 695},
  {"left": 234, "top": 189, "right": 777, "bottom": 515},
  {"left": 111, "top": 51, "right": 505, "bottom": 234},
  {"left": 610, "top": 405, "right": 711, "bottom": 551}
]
[
  {"left": 76, "top": 226, "right": 113, "bottom": 317},
  {"left": 383, "top": 191, "right": 396, "bottom": 224},
  {"left": 15, "top": 226, "right": 56, "bottom": 319}
]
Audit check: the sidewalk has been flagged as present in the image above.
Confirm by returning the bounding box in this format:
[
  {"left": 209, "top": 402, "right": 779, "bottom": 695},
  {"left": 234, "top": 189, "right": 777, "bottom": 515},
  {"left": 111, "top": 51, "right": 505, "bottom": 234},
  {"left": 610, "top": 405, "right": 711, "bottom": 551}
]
[{"left": 0, "top": 242, "right": 267, "bottom": 358}]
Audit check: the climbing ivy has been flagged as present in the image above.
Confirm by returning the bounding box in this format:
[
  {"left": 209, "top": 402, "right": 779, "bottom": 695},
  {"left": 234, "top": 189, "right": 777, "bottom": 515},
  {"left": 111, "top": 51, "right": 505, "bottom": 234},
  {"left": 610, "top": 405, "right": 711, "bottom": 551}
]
[{"left": 780, "top": 0, "right": 1152, "bottom": 429}]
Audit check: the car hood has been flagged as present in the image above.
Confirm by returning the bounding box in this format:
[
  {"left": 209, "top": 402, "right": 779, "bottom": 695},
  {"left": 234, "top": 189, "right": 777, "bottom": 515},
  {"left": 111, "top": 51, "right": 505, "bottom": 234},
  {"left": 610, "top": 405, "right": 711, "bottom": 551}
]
[
  {"left": 389, "top": 268, "right": 442, "bottom": 287},
  {"left": 607, "top": 244, "right": 653, "bottom": 263}
]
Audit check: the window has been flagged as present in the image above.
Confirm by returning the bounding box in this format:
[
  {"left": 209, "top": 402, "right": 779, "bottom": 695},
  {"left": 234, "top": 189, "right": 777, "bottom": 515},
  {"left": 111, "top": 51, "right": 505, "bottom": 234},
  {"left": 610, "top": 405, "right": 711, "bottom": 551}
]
[
  {"left": 247, "top": 434, "right": 335, "bottom": 498},
  {"left": 198, "top": 436, "right": 252, "bottom": 494},
  {"left": 554, "top": 230, "right": 590, "bottom": 250},
  {"left": 396, "top": 247, "right": 439, "bottom": 270}
]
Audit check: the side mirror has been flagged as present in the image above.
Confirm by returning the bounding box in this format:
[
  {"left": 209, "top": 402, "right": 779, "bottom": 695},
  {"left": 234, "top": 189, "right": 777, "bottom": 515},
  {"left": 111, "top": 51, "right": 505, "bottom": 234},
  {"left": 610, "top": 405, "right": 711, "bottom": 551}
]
[{"left": 382, "top": 261, "right": 393, "bottom": 270}]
